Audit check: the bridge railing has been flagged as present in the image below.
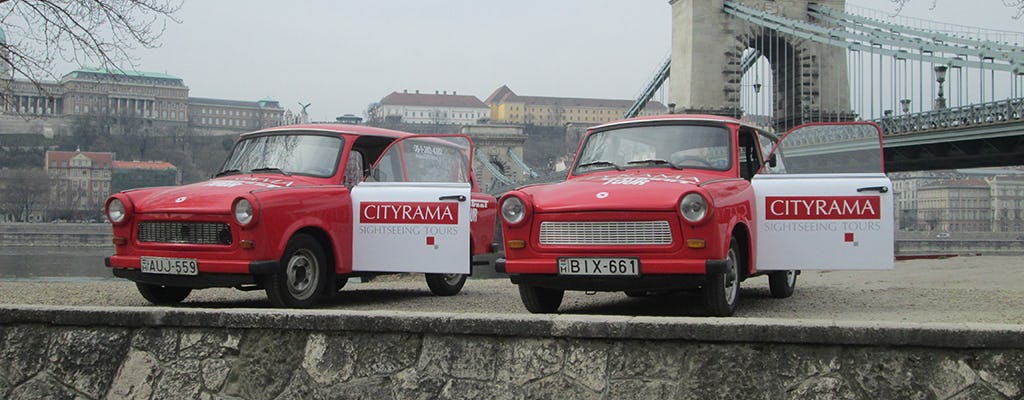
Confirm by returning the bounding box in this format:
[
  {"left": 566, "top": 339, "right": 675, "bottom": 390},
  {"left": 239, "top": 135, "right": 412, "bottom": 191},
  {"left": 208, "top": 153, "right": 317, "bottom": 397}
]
[{"left": 874, "top": 98, "right": 1024, "bottom": 135}]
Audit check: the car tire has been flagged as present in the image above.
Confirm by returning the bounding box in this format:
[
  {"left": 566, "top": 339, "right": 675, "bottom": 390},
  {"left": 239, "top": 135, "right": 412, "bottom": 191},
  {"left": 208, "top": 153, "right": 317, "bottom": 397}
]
[
  {"left": 425, "top": 273, "right": 467, "bottom": 296},
  {"left": 703, "top": 236, "right": 741, "bottom": 317},
  {"left": 266, "top": 234, "right": 329, "bottom": 308},
  {"left": 519, "top": 284, "right": 564, "bottom": 313},
  {"left": 768, "top": 270, "right": 797, "bottom": 299},
  {"left": 136, "top": 283, "right": 191, "bottom": 305}
]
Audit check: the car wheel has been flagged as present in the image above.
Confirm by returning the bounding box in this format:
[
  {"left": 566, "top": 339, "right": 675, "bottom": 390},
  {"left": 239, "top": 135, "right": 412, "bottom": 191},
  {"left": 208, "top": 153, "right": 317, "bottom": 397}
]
[
  {"left": 518, "top": 284, "right": 564, "bottom": 313},
  {"left": 266, "top": 234, "right": 328, "bottom": 308},
  {"left": 136, "top": 283, "right": 191, "bottom": 305},
  {"left": 769, "top": 270, "right": 797, "bottom": 298},
  {"left": 425, "top": 273, "right": 467, "bottom": 296},
  {"left": 703, "top": 236, "right": 741, "bottom": 317}
]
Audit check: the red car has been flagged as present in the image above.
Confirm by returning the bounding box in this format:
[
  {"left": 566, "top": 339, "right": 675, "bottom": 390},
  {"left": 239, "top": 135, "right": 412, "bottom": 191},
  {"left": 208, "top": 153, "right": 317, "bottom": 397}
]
[
  {"left": 496, "top": 115, "right": 894, "bottom": 316},
  {"left": 105, "top": 124, "right": 497, "bottom": 308}
]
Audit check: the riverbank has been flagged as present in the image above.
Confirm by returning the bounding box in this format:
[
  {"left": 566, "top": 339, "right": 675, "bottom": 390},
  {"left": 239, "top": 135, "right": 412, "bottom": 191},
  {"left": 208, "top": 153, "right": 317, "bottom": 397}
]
[{"left": 0, "top": 223, "right": 111, "bottom": 247}]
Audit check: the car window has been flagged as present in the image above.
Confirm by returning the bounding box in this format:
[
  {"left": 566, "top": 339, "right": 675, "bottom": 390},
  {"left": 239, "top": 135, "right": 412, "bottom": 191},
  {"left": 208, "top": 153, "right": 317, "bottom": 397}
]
[
  {"left": 575, "top": 124, "right": 732, "bottom": 173},
  {"left": 220, "top": 133, "right": 343, "bottom": 178},
  {"left": 771, "top": 123, "right": 884, "bottom": 174},
  {"left": 369, "top": 136, "right": 470, "bottom": 183}
]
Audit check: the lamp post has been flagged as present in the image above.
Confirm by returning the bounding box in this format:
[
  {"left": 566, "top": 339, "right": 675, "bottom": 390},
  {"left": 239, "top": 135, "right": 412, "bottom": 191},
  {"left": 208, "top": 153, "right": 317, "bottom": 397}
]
[
  {"left": 900, "top": 99, "right": 911, "bottom": 113},
  {"left": 934, "top": 65, "right": 948, "bottom": 110}
]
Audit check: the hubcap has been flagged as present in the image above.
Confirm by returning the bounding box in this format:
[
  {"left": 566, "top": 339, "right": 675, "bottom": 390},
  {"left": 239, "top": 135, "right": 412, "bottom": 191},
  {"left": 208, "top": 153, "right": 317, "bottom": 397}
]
[
  {"left": 724, "top": 246, "right": 739, "bottom": 304},
  {"left": 442, "top": 273, "right": 463, "bottom": 286},
  {"left": 785, "top": 270, "right": 796, "bottom": 287},
  {"left": 286, "top": 249, "right": 318, "bottom": 300}
]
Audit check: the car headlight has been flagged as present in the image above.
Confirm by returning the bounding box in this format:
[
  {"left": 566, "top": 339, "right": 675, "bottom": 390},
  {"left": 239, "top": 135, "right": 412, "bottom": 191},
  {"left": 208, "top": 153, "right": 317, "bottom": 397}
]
[
  {"left": 679, "top": 192, "right": 711, "bottom": 224},
  {"left": 106, "top": 198, "right": 127, "bottom": 223},
  {"left": 500, "top": 196, "right": 527, "bottom": 225},
  {"left": 233, "top": 198, "right": 255, "bottom": 226}
]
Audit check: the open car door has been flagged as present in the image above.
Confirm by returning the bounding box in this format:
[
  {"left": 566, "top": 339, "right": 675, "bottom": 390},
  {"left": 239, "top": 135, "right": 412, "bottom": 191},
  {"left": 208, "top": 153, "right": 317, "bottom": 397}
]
[
  {"left": 351, "top": 135, "right": 472, "bottom": 274},
  {"left": 752, "top": 122, "right": 894, "bottom": 270}
]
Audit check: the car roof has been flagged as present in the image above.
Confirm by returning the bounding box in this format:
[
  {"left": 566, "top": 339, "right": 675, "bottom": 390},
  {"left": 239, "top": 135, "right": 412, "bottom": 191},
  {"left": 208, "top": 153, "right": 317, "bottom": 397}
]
[
  {"left": 240, "top": 123, "right": 414, "bottom": 139},
  {"left": 589, "top": 113, "right": 763, "bottom": 132}
]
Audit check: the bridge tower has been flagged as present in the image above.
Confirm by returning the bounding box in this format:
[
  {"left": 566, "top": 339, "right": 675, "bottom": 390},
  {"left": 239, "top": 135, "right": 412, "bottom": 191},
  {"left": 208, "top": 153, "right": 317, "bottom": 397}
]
[{"left": 669, "top": 0, "right": 855, "bottom": 131}]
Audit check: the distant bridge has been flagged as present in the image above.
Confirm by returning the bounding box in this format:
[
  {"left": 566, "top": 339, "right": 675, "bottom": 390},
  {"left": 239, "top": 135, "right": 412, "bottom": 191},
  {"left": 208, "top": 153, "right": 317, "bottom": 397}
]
[{"left": 627, "top": 0, "right": 1024, "bottom": 171}]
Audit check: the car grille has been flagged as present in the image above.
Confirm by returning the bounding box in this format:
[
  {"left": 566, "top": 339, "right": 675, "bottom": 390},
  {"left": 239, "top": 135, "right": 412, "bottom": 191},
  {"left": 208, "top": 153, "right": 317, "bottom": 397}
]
[
  {"left": 137, "top": 222, "right": 232, "bottom": 245},
  {"left": 539, "top": 221, "right": 673, "bottom": 245}
]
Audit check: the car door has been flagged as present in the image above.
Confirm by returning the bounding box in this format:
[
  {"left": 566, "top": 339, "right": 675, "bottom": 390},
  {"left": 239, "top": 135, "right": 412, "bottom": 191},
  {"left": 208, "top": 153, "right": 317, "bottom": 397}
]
[
  {"left": 350, "top": 135, "right": 472, "bottom": 274},
  {"left": 752, "top": 122, "right": 894, "bottom": 270}
]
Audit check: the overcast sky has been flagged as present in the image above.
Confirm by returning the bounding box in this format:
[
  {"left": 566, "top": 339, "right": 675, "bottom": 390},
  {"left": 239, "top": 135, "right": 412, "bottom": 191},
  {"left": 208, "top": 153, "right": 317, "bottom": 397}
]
[{"left": 103, "top": 1, "right": 1024, "bottom": 121}]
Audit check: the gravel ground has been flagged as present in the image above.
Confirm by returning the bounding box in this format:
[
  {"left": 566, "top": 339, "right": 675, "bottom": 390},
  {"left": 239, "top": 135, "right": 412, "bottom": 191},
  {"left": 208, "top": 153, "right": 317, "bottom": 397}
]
[{"left": 2, "top": 255, "right": 1022, "bottom": 324}]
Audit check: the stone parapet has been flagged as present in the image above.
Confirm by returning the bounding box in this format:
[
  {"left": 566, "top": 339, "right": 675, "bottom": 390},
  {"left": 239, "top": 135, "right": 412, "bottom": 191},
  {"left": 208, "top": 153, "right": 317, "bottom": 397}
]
[{"left": 1, "top": 305, "right": 1022, "bottom": 399}]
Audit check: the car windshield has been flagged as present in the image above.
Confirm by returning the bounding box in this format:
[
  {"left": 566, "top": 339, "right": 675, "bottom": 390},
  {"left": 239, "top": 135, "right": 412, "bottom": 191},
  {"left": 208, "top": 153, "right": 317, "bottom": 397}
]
[
  {"left": 574, "top": 124, "right": 732, "bottom": 174},
  {"left": 219, "top": 133, "right": 344, "bottom": 178}
]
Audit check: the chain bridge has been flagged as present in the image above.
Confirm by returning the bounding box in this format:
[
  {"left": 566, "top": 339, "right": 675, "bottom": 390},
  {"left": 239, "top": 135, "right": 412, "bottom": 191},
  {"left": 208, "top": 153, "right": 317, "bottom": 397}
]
[{"left": 628, "top": 0, "right": 1024, "bottom": 172}]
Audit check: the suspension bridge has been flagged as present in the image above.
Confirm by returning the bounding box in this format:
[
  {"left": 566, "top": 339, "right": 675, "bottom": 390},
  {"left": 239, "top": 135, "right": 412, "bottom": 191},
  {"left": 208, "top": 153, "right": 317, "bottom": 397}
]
[{"left": 628, "top": 0, "right": 1024, "bottom": 172}]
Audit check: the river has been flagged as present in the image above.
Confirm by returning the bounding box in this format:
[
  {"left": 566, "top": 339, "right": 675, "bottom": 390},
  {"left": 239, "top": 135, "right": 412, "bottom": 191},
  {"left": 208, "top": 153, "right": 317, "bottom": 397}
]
[{"left": 0, "top": 246, "right": 116, "bottom": 281}]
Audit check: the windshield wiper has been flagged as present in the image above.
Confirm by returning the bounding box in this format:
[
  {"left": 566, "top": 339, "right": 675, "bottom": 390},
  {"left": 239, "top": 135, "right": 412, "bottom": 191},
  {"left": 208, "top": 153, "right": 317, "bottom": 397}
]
[
  {"left": 250, "top": 167, "right": 292, "bottom": 176},
  {"left": 214, "top": 169, "right": 241, "bottom": 177},
  {"left": 577, "top": 160, "right": 624, "bottom": 171},
  {"left": 627, "top": 159, "right": 683, "bottom": 170}
]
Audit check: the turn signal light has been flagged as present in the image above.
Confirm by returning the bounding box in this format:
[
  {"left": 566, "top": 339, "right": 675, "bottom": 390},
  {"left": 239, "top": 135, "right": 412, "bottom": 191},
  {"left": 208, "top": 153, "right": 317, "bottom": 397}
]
[
  {"left": 240, "top": 240, "right": 255, "bottom": 249},
  {"left": 686, "top": 239, "right": 706, "bottom": 249},
  {"left": 112, "top": 237, "right": 128, "bottom": 246},
  {"left": 506, "top": 240, "right": 526, "bottom": 249}
]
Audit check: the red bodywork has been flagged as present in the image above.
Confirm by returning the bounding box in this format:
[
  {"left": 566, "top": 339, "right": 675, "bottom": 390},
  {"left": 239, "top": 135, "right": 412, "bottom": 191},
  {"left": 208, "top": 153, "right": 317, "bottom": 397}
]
[
  {"left": 499, "top": 115, "right": 770, "bottom": 291},
  {"left": 106, "top": 124, "right": 496, "bottom": 288}
]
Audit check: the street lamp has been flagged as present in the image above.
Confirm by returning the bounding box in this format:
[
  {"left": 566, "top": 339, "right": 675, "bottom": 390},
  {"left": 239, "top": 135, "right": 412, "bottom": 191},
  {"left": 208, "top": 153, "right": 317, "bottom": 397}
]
[
  {"left": 934, "top": 65, "right": 948, "bottom": 110},
  {"left": 900, "top": 99, "right": 911, "bottom": 113}
]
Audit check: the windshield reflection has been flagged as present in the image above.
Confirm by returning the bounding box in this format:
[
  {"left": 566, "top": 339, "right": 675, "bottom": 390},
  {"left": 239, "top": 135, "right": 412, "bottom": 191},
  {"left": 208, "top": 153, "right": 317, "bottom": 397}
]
[
  {"left": 220, "top": 133, "right": 343, "bottom": 178},
  {"left": 575, "top": 124, "right": 732, "bottom": 174}
]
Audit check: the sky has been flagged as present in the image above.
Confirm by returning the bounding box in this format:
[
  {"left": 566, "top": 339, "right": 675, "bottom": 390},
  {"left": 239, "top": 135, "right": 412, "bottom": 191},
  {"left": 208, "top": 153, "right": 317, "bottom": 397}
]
[{"left": 58, "top": 0, "right": 1024, "bottom": 121}]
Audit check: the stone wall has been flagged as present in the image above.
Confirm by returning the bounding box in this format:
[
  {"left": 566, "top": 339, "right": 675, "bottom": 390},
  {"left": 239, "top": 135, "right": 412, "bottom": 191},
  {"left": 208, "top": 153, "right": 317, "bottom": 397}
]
[
  {"left": 0, "top": 223, "right": 110, "bottom": 246},
  {"left": 1, "top": 306, "right": 1022, "bottom": 399}
]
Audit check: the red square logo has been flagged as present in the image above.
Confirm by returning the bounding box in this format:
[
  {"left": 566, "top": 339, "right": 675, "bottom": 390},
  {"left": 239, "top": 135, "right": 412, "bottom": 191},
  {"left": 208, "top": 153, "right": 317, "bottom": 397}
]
[
  {"left": 844, "top": 232, "right": 854, "bottom": 242},
  {"left": 426, "top": 236, "right": 435, "bottom": 246}
]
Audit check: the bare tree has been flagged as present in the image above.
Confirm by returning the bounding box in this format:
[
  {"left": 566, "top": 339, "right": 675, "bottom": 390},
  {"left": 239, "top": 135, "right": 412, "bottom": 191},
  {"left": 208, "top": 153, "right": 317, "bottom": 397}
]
[
  {"left": 0, "top": 168, "right": 50, "bottom": 222},
  {"left": 0, "top": 0, "right": 182, "bottom": 85}
]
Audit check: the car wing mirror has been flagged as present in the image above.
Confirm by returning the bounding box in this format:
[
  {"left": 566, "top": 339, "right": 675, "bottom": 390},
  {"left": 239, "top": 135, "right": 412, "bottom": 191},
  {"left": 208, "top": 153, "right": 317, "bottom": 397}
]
[{"left": 765, "top": 153, "right": 777, "bottom": 168}]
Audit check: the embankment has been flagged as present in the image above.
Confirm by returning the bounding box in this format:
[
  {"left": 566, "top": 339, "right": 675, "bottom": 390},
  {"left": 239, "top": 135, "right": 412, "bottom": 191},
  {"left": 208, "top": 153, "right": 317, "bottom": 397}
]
[{"left": 1, "top": 306, "right": 1021, "bottom": 399}]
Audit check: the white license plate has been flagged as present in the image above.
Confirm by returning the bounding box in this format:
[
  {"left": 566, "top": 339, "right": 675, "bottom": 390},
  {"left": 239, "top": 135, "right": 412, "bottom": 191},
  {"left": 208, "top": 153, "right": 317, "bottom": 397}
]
[
  {"left": 140, "top": 257, "right": 198, "bottom": 276},
  {"left": 557, "top": 257, "right": 639, "bottom": 276}
]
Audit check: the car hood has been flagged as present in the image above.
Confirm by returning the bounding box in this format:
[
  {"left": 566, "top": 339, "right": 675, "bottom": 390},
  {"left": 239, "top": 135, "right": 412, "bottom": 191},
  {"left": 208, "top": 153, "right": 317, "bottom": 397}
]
[
  {"left": 123, "top": 175, "right": 316, "bottom": 214},
  {"left": 519, "top": 171, "right": 708, "bottom": 213}
]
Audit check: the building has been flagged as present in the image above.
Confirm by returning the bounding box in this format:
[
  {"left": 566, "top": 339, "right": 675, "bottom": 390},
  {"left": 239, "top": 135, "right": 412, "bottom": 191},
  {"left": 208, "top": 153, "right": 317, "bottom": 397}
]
[
  {"left": 986, "top": 176, "right": 1024, "bottom": 232},
  {"left": 44, "top": 150, "right": 114, "bottom": 219},
  {"left": 485, "top": 85, "right": 667, "bottom": 127},
  {"left": 188, "top": 97, "right": 286, "bottom": 134},
  {"left": 112, "top": 160, "right": 180, "bottom": 193},
  {"left": 369, "top": 90, "right": 489, "bottom": 125},
  {"left": 1, "top": 67, "right": 285, "bottom": 135},
  {"left": 917, "top": 179, "right": 992, "bottom": 232}
]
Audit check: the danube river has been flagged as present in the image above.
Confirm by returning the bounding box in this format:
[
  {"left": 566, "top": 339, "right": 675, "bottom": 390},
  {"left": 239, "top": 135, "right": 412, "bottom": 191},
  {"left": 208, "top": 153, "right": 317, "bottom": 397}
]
[{"left": 0, "top": 245, "right": 115, "bottom": 281}]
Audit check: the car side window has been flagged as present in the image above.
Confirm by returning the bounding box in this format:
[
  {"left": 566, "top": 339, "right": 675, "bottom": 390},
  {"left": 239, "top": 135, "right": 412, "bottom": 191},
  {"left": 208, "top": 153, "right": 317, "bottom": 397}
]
[{"left": 757, "top": 131, "right": 785, "bottom": 174}]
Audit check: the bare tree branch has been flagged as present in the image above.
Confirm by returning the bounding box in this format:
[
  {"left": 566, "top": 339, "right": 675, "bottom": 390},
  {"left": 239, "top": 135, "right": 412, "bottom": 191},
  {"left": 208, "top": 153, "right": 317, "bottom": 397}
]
[{"left": 0, "top": 0, "right": 182, "bottom": 86}]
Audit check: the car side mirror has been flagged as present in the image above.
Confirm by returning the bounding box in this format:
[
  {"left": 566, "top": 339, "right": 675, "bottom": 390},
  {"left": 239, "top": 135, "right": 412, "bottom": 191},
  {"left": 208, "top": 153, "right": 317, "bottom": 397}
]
[{"left": 766, "top": 153, "right": 777, "bottom": 168}]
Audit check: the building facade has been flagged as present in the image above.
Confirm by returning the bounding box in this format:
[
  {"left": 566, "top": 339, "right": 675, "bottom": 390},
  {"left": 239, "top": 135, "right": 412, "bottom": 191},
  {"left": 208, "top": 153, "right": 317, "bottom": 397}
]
[
  {"left": 987, "top": 176, "right": 1024, "bottom": 232},
  {"left": 917, "top": 179, "right": 992, "bottom": 233},
  {"left": 369, "top": 90, "right": 490, "bottom": 125},
  {"left": 1, "top": 69, "right": 285, "bottom": 135},
  {"left": 485, "top": 85, "right": 667, "bottom": 127},
  {"left": 44, "top": 150, "right": 114, "bottom": 219}
]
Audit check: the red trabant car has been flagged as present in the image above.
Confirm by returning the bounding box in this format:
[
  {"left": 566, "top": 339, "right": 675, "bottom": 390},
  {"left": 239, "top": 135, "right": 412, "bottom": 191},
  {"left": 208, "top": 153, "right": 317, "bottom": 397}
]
[
  {"left": 105, "top": 124, "right": 496, "bottom": 308},
  {"left": 496, "top": 115, "right": 894, "bottom": 316}
]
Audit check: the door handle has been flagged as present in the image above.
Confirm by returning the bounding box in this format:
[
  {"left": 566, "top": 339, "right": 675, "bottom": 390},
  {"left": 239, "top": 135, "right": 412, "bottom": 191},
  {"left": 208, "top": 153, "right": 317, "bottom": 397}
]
[
  {"left": 856, "top": 186, "right": 889, "bottom": 193},
  {"left": 439, "top": 195, "right": 467, "bottom": 202}
]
